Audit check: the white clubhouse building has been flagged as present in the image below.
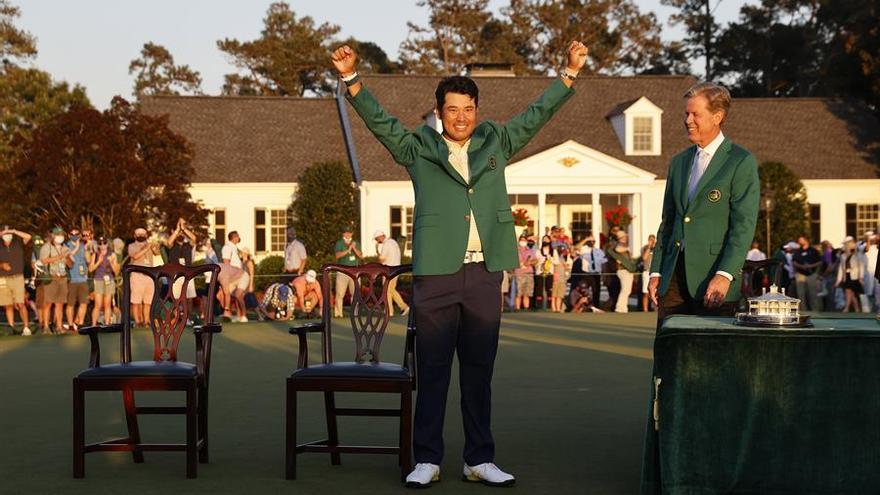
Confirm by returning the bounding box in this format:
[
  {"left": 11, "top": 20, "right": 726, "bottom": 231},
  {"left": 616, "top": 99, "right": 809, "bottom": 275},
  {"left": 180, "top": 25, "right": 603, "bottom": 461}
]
[{"left": 143, "top": 72, "right": 880, "bottom": 260}]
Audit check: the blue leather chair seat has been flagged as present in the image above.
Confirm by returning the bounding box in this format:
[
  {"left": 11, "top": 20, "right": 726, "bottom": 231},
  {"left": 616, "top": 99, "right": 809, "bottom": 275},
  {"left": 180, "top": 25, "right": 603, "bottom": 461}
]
[
  {"left": 291, "top": 362, "right": 409, "bottom": 380},
  {"left": 77, "top": 361, "right": 197, "bottom": 378}
]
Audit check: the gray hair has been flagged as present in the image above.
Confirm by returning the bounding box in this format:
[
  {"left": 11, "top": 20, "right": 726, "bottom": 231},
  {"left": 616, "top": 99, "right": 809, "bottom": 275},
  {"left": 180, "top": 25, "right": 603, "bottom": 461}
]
[{"left": 684, "top": 82, "right": 732, "bottom": 123}]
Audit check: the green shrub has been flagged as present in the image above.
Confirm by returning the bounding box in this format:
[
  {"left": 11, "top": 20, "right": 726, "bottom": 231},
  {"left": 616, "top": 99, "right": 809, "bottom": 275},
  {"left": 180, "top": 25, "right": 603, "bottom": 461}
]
[{"left": 255, "top": 255, "right": 285, "bottom": 291}]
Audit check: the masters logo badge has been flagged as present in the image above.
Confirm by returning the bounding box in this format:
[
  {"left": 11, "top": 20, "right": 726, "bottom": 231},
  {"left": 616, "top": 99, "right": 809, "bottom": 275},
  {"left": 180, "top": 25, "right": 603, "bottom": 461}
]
[
  {"left": 708, "top": 189, "right": 722, "bottom": 202},
  {"left": 488, "top": 155, "right": 497, "bottom": 169}
]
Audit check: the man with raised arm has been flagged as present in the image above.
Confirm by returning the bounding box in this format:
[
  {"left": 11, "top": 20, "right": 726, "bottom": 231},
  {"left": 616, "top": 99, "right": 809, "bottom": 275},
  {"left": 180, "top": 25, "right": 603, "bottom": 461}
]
[{"left": 333, "top": 41, "right": 588, "bottom": 488}]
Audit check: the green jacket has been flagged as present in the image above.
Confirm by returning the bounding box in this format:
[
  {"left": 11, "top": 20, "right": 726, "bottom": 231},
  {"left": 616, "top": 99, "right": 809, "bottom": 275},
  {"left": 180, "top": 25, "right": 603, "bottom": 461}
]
[
  {"left": 649, "top": 138, "right": 760, "bottom": 302},
  {"left": 346, "top": 79, "right": 574, "bottom": 276}
]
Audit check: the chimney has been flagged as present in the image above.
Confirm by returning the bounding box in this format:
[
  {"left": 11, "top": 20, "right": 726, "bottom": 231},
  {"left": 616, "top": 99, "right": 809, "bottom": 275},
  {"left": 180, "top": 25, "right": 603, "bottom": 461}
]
[{"left": 464, "top": 63, "right": 515, "bottom": 78}]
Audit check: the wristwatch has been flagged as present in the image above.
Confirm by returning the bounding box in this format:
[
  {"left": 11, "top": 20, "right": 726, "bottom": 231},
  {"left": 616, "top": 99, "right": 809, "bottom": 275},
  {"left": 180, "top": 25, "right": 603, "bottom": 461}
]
[{"left": 560, "top": 67, "right": 578, "bottom": 81}]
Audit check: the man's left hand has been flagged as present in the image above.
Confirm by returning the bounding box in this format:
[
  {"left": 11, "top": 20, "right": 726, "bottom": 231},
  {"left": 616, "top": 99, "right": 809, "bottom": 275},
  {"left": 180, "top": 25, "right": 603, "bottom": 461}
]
[
  {"left": 704, "top": 274, "right": 731, "bottom": 308},
  {"left": 566, "top": 41, "right": 589, "bottom": 72}
]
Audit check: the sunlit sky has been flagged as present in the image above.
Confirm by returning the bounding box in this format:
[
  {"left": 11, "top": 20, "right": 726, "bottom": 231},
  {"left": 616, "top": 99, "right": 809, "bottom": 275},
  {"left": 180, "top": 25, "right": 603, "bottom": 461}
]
[{"left": 18, "top": 0, "right": 748, "bottom": 108}]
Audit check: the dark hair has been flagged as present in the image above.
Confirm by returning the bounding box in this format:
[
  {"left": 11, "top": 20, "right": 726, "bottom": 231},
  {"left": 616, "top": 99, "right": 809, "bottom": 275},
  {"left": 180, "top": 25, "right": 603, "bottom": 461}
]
[
  {"left": 228, "top": 231, "right": 238, "bottom": 241},
  {"left": 435, "top": 76, "right": 479, "bottom": 111}
]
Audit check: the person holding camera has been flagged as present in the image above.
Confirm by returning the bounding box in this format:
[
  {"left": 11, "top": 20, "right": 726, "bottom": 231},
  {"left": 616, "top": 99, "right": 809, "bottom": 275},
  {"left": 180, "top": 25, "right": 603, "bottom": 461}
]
[
  {"left": 0, "top": 225, "right": 33, "bottom": 335},
  {"left": 88, "top": 236, "right": 120, "bottom": 326}
]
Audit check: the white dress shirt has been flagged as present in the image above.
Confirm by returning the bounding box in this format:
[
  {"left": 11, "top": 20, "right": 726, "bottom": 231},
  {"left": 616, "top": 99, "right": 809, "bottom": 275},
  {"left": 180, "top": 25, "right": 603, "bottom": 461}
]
[{"left": 444, "top": 136, "right": 482, "bottom": 252}]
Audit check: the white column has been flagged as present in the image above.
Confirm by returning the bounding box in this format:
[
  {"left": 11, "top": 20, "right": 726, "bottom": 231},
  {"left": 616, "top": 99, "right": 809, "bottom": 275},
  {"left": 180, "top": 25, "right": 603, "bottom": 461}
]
[
  {"left": 591, "top": 193, "right": 602, "bottom": 237},
  {"left": 537, "top": 192, "right": 546, "bottom": 237}
]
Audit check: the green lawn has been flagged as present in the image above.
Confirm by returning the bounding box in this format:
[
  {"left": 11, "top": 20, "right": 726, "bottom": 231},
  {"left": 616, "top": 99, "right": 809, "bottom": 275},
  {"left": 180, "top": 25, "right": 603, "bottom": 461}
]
[{"left": 0, "top": 311, "right": 657, "bottom": 495}]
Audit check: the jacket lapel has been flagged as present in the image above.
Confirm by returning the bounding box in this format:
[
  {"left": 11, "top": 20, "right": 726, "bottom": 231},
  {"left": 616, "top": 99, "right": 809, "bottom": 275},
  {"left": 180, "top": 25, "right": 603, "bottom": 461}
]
[
  {"left": 678, "top": 147, "right": 696, "bottom": 212},
  {"left": 691, "top": 138, "right": 731, "bottom": 208},
  {"left": 465, "top": 126, "right": 488, "bottom": 186}
]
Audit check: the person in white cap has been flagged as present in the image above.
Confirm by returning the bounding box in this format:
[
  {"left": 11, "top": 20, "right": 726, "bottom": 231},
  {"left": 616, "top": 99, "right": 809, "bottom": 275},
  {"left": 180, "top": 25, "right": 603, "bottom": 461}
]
[
  {"left": 292, "top": 269, "right": 322, "bottom": 315},
  {"left": 862, "top": 231, "right": 878, "bottom": 311},
  {"left": 836, "top": 236, "right": 865, "bottom": 312},
  {"left": 374, "top": 230, "right": 409, "bottom": 316}
]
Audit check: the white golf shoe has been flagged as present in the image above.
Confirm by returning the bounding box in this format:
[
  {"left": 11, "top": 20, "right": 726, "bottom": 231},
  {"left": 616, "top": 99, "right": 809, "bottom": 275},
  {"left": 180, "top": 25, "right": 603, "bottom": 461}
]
[
  {"left": 405, "top": 462, "right": 440, "bottom": 488},
  {"left": 462, "top": 462, "right": 515, "bottom": 487}
]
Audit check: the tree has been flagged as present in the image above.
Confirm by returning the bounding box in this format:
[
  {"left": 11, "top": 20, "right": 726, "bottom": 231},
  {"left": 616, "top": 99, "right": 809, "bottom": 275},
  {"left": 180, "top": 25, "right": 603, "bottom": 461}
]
[
  {"left": 713, "top": 0, "right": 823, "bottom": 97},
  {"left": 640, "top": 41, "right": 692, "bottom": 75},
  {"left": 339, "top": 37, "right": 401, "bottom": 74},
  {"left": 290, "top": 161, "right": 359, "bottom": 263},
  {"left": 756, "top": 162, "right": 809, "bottom": 253},
  {"left": 129, "top": 42, "right": 203, "bottom": 97},
  {"left": 818, "top": 0, "right": 880, "bottom": 113},
  {"left": 0, "top": 66, "right": 89, "bottom": 173},
  {"left": 217, "top": 2, "right": 339, "bottom": 96},
  {"left": 399, "top": 0, "right": 495, "bottom": 75},
  {"left": 0, "top": 0, "right": 36, "bottom": 66},
  {"left": 507, "top": 0, "right": 665, "bottom": 75},
  {"left": 662, "top": 0, "right": 718, "bottom": 78},
  {"left": 3, "top": 97, "right": 208, "bottom": 237}
]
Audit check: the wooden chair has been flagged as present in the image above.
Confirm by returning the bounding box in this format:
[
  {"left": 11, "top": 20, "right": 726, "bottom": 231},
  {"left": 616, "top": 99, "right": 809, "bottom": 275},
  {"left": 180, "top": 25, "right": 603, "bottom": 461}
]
[
  {"left": 286, "top": 263, "right": 415, "bottom": 481},
  {"left": 73, "top": 263, "right": 222, "bottom": 479},
  {"left": 740, "top": 259, "right": 784, "bottom": 299}
]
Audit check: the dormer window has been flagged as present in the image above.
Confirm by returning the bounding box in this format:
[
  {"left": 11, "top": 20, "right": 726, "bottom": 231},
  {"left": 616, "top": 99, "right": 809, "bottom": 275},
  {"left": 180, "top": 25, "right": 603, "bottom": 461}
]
[
  {"left": 606, "top": 96, "right": 663, "bottom": 156},
  {"left": 632, "top": 116, "right": 653, "bottom": 152}
]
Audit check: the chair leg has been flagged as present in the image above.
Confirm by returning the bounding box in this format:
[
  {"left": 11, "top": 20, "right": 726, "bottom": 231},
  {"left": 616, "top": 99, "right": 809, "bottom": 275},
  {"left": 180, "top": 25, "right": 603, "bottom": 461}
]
[
  {"left": 73, "top": 380, "right": 85, "bottom": 478},
  {"left": 122, "top": 389, "right": 144, "bottom": 463},
  {"left": 186, "top": 382, "right": 198, "bottom": 479},
  {"left": 285, "top": 380, "right": 297, "bottom": 480},
  {"left": 198, "top": 384, "right": 209, "bottom": 463},
  {"left": 324, "top": 391, "right": 341, "bottom": 466},
  {"left": 399, "top": 388, "right": 413, "bottom": 479}
]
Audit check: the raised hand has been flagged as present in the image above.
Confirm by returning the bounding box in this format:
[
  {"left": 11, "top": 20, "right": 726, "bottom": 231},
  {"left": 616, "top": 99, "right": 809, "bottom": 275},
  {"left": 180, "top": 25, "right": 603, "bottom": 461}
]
[
  {"left": 566, "top": 41, "right": 589, "bottom": 72},
  {"left": 331, "top": 45, "right": 358, "bottom": 77}
]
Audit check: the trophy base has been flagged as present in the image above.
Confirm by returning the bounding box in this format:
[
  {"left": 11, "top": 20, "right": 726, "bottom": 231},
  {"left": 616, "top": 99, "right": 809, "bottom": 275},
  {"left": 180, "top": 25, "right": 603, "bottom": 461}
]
[{"left": 734, "top": 314, "right": 813, "bottom": 328}]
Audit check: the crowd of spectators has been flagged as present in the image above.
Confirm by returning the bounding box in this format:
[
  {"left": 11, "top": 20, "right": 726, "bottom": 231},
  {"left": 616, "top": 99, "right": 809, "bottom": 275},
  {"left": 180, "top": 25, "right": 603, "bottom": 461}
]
[{"left": 2, "top": 220, "right": 877, "bottom": 337}]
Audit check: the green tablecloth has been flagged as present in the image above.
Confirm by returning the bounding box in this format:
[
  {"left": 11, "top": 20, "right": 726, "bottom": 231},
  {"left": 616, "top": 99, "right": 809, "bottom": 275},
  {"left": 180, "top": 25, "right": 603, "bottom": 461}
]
[{"left": 641, "top": 316, "right": 880, "bottom": 495}]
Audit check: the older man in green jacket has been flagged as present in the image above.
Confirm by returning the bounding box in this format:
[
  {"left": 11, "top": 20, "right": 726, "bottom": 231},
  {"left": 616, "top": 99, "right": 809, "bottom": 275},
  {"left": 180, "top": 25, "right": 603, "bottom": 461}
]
[
  {"left": 333, "top": 41, "right": 588, "bottom": 487},
  {"left": 647, "top": 82, "right": 760, "bottom": 320}
]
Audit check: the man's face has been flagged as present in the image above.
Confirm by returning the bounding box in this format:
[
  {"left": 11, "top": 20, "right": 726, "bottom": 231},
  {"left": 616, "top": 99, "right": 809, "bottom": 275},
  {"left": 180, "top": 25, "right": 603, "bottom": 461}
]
[
  {"left": 648, "top": 235, "right": 656, "bottom": 247},
  {"left": 232, "top": 234, "right": 240, "bottom": 244},
  {"left": 375, "top": 235, "right": 385, "bottom": 244},
  {"left": 343, "top": 233, "right": 353, "bottom": 243},
  {"left": 798, "top": 236, "right": 809, "bottom": 248},
  {"left": 440, "top": 92, "right": 478, "bottom": 143},
  {"left": 684, "top": 95, "right": 723, "bottom": 147}
]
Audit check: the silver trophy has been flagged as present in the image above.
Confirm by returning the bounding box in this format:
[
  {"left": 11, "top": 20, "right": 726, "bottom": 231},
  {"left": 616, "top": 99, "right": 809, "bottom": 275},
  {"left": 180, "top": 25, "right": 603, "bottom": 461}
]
[{"left": 735, "top": 284, "right": 812, "bottom": 328}]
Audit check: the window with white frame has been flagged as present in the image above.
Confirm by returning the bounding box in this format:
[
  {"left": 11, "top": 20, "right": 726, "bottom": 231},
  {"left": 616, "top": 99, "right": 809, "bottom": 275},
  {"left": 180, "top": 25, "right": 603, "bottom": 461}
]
[
  {"left": 213, "top": 209, "right": 226, "bottom": 242},
  {"left": 254, "top": 209, "right": 267, "bottom": 253},
  {"left": 846, "top": 203, "right": 880, "bottom": 237},
  {"left": 632, "top": 116, "right": 653, "bottom": 152},
  {"left": 390, "top": 206, "right": 414, "bottom": 252},
  {"left": 270, "top": 209, "right": 289, "bottom": 252}
]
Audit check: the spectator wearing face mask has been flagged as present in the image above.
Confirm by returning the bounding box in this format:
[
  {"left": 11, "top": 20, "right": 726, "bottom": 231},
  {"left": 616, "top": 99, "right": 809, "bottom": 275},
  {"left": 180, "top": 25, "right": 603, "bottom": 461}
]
[
  {"left": 283, "top": 227, "right": 308, "bottom": 279},
  {"left": 65, "top": 228, "right": 91, "bottom": 332},
  {"left": 239, "top": 246, "right": 263, "bottom": 321},
  {"left": 165, "top": 218, "right": 198, "bottom": 317},
  {"left": 374, "top": 230, "right": 409, "bottom": 316},
  {"left": 39, "top": 227, "right": 72, "bottom": 334},
  {"left": 0, "top": 226, "right": 33, "bottom": 335},
  {"left": 128, "top": 227, "right": 159, "bottom": 327},
  {"left": 574, "top": 232, "right": 605, "bottom": 309},
  {"left": 88, "top": 236, "right": 120, "bottom": 326},
  {"left": 607, "top": 231, "right": 638, "bottom": 313},
  {"left": 333, "top": 226, "right": 362, "bottom": 318},
  {"left": 513, "top": 234, "right": 537, "bottom": 310}
]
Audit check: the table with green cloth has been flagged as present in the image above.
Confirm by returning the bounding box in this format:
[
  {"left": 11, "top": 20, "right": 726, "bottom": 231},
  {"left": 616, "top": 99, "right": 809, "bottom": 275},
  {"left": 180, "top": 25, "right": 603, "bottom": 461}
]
[{"left": 641, "top": 315, "right": 880, "bottom": 495}]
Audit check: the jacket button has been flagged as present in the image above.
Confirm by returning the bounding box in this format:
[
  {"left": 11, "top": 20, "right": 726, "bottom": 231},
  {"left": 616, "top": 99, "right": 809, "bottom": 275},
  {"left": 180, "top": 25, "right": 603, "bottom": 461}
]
[
  {"left": 468, "top": 188, "right": 474, "bottom": 194},
  {"left": 675, "top": 241, "right": 681, "bottom": 247},
  {"left": 684, "top": 216, "right": 691, "bottom": 223},
  {"left": 464, "top": 215, "right": 470, "bottom": 221}
]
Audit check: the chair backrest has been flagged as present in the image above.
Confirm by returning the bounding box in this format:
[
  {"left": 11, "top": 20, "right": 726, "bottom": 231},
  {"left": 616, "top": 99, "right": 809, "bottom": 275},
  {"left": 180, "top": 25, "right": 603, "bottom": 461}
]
[
  {"left": 320, "top": 263, "right": 412, "bottom": 365},
  {"left": 120, "top": 263, "right": 220, "bottom": 363},
  {"left": 740, "top": 259, "right": 783, "bottom": 300}
]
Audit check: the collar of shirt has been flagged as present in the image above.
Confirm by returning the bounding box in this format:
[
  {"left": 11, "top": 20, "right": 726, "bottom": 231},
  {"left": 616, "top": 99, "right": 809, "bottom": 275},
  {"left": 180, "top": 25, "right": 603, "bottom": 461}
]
[
  {"left": 442, "top": 135, "right": 471, "bottom": 154},
  {"left": 696, "top": 130, "right": 725, "bottom": 160}
]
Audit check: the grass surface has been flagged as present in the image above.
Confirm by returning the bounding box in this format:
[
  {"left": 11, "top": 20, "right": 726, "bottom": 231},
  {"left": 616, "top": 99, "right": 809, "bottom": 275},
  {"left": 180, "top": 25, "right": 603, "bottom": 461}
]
[{"left": 0, "top": 311, "right": 657, "bottom": 495}]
